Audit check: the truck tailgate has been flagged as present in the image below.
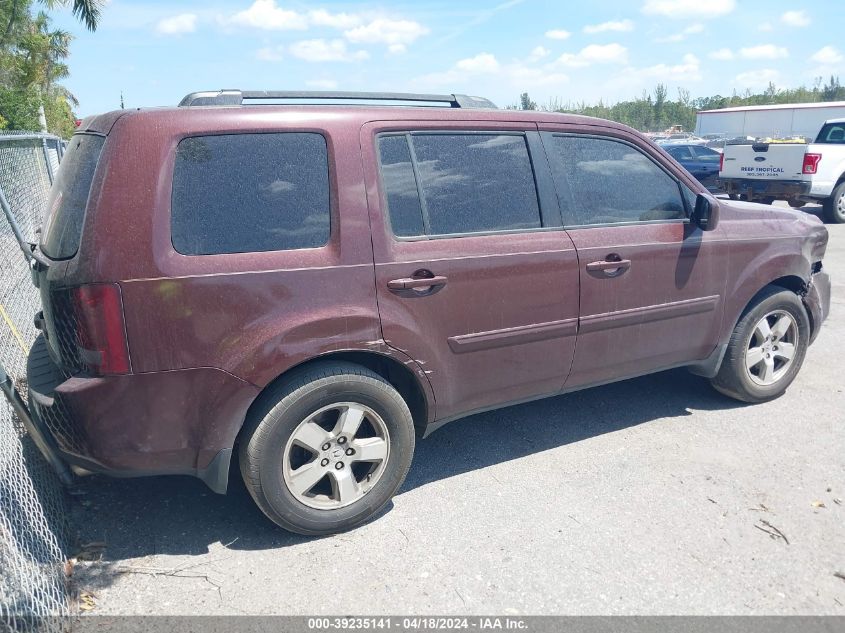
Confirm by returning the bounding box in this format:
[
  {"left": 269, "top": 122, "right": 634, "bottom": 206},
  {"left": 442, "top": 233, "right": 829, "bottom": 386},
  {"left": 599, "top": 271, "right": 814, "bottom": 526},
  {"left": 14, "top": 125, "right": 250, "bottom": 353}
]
[{"left": 720, "top": 143, "right": 808, "bottom": 181}]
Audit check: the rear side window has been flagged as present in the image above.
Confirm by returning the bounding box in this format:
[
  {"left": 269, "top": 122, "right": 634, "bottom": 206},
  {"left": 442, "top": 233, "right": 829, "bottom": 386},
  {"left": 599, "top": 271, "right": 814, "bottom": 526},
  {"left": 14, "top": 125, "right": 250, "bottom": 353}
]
[
  {"left": 40, "top": 134, "right": 105, "bottom": 260},
  {"left": 692, "top": 146, "right": 721, "bottom": 161},
  {"left": 816, "top": 123, "right": 845, "bottom": 144},
  {"left": 378, "top": 133, "right": 541, "bottom": 237},
  {"left": 667, "top": 146, "right": 694, "bottom": 161},
  {"left": 547, "top": 135, "right": 686, "bottom": 226},
  {"left": 171, "top": 133, "right": 329, "bottom": 255}
]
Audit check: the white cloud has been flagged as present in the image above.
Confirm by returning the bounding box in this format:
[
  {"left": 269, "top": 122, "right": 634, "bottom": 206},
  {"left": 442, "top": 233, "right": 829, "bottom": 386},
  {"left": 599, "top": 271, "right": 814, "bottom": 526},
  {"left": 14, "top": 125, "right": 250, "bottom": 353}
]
[
  {"left": 555, "top": 43, "right": 628, "bottom": 68},
  {"left": 289, "top": 39, "right": 369, "bottom": 63},
  {"left": 758, "top": 22, "right": 772, "bottom": 32},
  {"left": 344, "top": 18, "right": 429, "bottom": 54},
  {"left": 739, "top": 44, "right": 789, "bottom": 60},
  {"left": 413, "top": 53, "right": 568, "bottom": 92},
  {"left": 780, "top": 10, "right": 810, "bottom": 27},
  {"left": 528, "top": 46, "right": 550, "bottom": 62},
  {"left": 584, "top": 19, "right": 634, "bottom": 34},
  {"left": 455, "top": 53, "right": 500, "bottom": 73},
  {"left": 616, "top": 53, "right": 702, "bottom": 87},
  {"left": 306, "top": 78, "right": 339, "bottom": 89},
  {"left": 308, "top": 9, "right": 361, "bottom": 29},
  {"left": 455, "top": 53, "right": 499, "bottom": 73},
  {"left": 709, "top": 47, "right": 734, "bottom": 60},
  {"left": 228, "top": 0, "right": 308, "bottom": 30},
  {"left": 734, "top": 69, "right": 780, "bottom": 89},
  {"left": 655, "top": 23, "right": 703, "bottom": 43},
  {"left": 256, "top": 46, "right": 284, "bottom": 62},
  {"left": 641, "top": 0, "right": 735, "bottom": 19},
  {"left": 155, "top": 13, "right": 197, "bottom": 35},
  {"left": 811, "top": 46, "right": 844, "bottom": 65},
  {"left": 545, "top": 29, "right": 571, "bottom": 40}
]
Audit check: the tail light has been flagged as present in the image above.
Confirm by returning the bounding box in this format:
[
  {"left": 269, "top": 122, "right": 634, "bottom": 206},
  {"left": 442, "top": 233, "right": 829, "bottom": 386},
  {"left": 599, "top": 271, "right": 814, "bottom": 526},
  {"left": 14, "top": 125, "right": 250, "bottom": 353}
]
[
  {"left": 71, "top": 283, "right": 130, "bottom": 375},
  {"left": 719, "top": 152, "right": 724, "bottom": 172},
  {"left": 802, "top": 153, "right": 822, "bottom": 174}
]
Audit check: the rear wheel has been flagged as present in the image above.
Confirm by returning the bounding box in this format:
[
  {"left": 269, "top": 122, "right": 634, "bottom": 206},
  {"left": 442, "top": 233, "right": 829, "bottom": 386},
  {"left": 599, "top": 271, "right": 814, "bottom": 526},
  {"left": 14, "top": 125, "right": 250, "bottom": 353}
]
[
  {"left": 710, "top": 288, "right": 810, "bottom": 403},
  {"left": 787, "top": 199, "right": 804, "bottom": 209},
  {"left": 823, "top": 181, "right": 845, "bottom": 224},
  {"left": 239, "top": 362, "right": 415, "bottom": 535}
]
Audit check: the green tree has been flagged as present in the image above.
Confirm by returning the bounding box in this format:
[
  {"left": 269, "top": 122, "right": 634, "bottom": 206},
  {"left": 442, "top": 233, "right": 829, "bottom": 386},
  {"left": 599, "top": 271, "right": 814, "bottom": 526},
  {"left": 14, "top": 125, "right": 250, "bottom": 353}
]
[
  {"left": 0, "top": 1, "right": 96, "bottom": 135},
  {"left": 652, "top": 83, "right": 667, "bottom": 131},
  {"left": 519, "top": 92, "right": 537, "bottom": 111}
]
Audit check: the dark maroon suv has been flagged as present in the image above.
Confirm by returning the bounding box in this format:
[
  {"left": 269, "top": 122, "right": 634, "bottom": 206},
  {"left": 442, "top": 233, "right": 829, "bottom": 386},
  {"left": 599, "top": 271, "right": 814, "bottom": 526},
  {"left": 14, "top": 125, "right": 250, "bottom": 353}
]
[{"left": 27, "top": 90, "right": 830, "bottom": 534}]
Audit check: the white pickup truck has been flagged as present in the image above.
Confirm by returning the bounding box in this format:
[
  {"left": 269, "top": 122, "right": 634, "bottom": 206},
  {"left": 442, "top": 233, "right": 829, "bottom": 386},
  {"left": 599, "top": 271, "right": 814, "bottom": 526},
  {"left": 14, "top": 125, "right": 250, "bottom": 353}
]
[{"left": 719, "top": 118, "right": 845, "bottom": 223}]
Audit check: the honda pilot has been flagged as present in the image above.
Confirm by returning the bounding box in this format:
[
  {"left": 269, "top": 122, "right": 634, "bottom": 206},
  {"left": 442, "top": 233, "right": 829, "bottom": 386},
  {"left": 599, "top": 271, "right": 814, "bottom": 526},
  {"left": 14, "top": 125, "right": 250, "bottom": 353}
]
[{"left": 27, "top": 90, "right": 831, "bottom": 534}]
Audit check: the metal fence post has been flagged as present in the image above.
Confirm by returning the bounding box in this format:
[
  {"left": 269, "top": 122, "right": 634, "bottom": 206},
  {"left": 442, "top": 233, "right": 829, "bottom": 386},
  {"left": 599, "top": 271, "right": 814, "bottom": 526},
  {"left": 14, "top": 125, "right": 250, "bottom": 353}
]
[{"left": 40, "top": 138, "right": 55, "bottom": 185}]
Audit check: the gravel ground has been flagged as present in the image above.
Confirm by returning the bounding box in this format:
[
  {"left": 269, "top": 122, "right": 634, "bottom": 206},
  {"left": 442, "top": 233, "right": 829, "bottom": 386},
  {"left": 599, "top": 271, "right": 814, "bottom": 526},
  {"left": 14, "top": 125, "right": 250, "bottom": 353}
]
[{"left": 71, "top": 206, "right": 844, "bottom": 615}]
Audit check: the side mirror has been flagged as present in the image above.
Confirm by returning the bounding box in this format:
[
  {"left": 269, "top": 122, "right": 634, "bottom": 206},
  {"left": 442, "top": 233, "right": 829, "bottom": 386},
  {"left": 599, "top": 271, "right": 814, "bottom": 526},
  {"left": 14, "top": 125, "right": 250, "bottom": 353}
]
[{"left": 692, "top": 194, "right": 719, "bottom": 231}]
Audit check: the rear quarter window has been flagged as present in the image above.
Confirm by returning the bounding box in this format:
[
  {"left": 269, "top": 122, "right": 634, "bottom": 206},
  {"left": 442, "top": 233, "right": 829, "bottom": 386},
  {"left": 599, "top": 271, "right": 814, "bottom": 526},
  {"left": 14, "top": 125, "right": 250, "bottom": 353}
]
[
  {"left": 171, "top": 132, "right": 330, "bottom": 255},
  {"left": 40, "top": 134, "right": 105, "bottom": 260}
]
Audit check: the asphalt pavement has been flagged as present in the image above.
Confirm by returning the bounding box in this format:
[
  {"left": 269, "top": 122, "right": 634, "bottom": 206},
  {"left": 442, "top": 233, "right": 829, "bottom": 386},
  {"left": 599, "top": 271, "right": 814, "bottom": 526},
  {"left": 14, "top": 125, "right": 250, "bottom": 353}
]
[{"left": 71, "top": 205, "right": 845, "bottom": 615}]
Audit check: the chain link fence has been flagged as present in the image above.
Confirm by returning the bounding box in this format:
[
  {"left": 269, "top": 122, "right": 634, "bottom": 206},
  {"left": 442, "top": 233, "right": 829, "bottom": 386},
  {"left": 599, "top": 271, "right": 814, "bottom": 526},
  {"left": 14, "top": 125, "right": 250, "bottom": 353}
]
[{"left": 0, "top": 132, "right": 71, "bottom": 632}]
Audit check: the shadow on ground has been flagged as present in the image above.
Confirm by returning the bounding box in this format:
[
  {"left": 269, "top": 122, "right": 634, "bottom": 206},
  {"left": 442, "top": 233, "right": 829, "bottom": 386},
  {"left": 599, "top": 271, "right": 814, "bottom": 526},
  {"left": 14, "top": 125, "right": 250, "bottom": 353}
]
[{"left": 70, "top": 367, "right": 745, "bottom": 585}]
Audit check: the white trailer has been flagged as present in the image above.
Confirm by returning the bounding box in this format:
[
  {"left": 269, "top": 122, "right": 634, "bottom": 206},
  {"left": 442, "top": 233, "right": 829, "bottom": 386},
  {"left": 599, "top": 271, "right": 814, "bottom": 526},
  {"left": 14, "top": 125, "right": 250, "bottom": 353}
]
[{"left": 695, "top": 101, "right": 845, "bottom": 140}]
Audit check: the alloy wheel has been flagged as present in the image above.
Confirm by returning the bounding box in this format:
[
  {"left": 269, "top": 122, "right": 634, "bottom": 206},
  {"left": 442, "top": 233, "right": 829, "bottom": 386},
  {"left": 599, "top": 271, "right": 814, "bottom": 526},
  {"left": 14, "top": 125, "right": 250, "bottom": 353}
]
[
  {"left": 282, "top": 402, "right": 391, "bottom": 510},
  {"left": 744, "top": 310, "right": 799, "bottom": 386}
]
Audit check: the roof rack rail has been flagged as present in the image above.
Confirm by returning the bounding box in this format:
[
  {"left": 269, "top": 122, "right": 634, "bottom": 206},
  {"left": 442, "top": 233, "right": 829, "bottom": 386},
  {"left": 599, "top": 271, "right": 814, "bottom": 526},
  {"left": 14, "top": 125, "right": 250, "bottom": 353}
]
[{"left": 178, "top": 90, "right": 497, "bottom": 109}]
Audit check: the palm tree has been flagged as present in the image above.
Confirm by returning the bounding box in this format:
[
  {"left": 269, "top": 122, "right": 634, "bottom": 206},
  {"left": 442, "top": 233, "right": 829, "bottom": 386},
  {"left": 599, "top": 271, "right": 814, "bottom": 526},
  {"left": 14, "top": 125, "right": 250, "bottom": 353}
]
[
  {"left": 44, "top": 0, "right": 101, "bottom": 31},
  {"left": 2, "top": 0, "right": 100, "bottom": 47}
]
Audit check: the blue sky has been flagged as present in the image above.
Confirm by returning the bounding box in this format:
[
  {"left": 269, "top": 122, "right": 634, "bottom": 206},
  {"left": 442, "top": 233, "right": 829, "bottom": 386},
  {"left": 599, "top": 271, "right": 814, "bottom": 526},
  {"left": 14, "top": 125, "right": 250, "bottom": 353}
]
[{"left": 49, "top": 0, "right": 845, "bottom": 115}]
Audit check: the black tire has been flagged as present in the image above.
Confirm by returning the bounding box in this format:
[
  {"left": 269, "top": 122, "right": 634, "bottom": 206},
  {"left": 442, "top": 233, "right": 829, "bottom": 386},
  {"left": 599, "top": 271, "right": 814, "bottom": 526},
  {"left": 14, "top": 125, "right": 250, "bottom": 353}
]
[
  {"left": 759, "top": 196, "right": 775, "bottom": 205},
  {"left": 710, "top": 287, "right": 810, "bottom": 403},
  {"left": 787, "top": 199, "right": 804, "bottom": 209},
  {"left": 239, "top": 361, "right": 415, "bottom": 535},
  {"left": 822, "top": 181, "right": 845, "bottom": 224}
]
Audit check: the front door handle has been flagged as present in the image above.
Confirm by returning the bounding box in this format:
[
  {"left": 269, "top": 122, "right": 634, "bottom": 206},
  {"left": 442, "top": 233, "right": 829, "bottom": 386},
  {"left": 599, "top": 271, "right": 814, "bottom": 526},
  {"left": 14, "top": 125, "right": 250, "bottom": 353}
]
[
  {"left": 387, "top": 271, "right": 448, "bottom": 292},
  {"left": 586, "top": 256, "right": 631, "bottom": 277}
]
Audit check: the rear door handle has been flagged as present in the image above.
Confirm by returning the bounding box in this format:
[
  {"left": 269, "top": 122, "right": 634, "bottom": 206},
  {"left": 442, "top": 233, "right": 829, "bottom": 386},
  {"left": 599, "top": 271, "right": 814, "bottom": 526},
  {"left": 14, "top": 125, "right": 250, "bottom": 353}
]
[{"left": 387, "top": 275, "right": 448, "bottom": 290}]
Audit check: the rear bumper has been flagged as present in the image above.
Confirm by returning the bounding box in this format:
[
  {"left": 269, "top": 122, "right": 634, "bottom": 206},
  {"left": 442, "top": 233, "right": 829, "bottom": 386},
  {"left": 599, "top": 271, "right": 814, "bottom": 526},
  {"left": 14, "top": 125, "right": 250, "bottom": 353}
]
[
  {"left": 26, "top": 334, "right": 259, "bottom": 493},
  {"left": 804, "top": 270, "right": 831, "bottom": 345},
  {"left": 720, "top": 178, "right": 811, "bottom": 200}
]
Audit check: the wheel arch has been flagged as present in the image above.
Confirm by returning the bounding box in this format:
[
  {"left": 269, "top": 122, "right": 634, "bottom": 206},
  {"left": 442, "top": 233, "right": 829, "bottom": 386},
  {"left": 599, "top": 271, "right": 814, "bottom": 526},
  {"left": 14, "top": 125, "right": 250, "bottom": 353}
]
[
  {"left": 736, "top": 274, "right": 807, "bottom": 322},
  {"left": 237, "top": 349, "right": 434, "bottom": 446}
]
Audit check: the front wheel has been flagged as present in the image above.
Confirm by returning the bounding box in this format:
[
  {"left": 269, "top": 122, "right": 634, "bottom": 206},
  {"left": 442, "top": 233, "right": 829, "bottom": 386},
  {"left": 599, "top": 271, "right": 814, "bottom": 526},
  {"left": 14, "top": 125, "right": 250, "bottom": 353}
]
[
  {"left": 710, "top": 288, "right": 810, "bottom": 403},
  {"left": 823, "top": 181, "right": 845, "bottom": 224},
  {"left": 239, "top": 362, "right": 415, "bottom": 535}
]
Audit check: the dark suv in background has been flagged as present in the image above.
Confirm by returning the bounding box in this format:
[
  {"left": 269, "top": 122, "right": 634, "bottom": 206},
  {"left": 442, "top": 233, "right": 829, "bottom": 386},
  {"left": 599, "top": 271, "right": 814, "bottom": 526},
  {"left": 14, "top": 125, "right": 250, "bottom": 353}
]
[{"left": 27, "top": 90, "right": 830, "bottom": 534}]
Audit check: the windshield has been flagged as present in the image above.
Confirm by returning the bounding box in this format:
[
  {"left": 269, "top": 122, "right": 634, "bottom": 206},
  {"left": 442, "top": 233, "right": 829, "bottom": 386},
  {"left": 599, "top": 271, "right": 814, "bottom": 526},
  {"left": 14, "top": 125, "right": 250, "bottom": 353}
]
[{"left": 39, "top": 134, "right": 105, "bottom": 260}]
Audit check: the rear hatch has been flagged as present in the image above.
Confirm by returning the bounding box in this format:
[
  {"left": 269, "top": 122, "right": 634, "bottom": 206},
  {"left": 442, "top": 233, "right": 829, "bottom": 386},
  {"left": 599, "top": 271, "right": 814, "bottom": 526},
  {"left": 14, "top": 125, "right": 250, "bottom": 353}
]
[
  {"left": 36, "top": 133, "right": 106, "bottom": 370},
  {"left": 720, "top": 142, "right": 809, "bottom": 181}
]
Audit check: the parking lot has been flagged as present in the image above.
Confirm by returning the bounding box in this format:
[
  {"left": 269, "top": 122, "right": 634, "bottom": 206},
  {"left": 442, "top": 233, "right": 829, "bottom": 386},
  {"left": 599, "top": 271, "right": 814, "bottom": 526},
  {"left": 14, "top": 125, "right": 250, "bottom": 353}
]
[{"left": 72, "top": 206, "right": 844, "bottom": 616}]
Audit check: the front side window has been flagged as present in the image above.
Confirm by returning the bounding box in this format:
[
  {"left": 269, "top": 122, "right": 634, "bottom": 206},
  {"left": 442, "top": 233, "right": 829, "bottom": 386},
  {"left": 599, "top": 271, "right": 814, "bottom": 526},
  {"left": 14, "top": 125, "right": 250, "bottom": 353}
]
[
  {"left": 171, "top": 132, "right": 330, "bottom": 255},
  {"left": 378, "top": 133, "right": 541, "bottom": 237},
  {"left": 547, "top": 135, "right": 686, "bottom": 226}
]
